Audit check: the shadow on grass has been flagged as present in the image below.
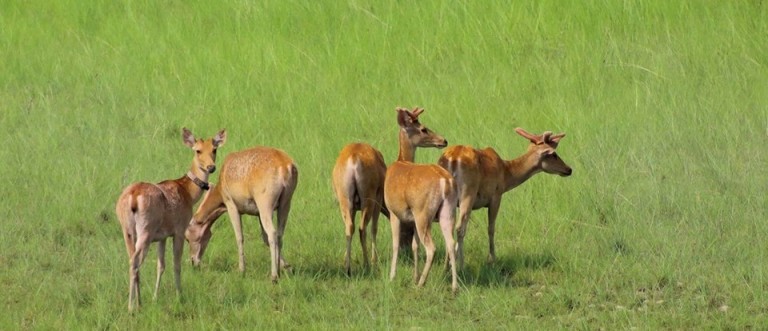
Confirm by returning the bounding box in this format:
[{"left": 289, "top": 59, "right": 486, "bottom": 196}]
[{"left": 459, "top": 251, "right": 557, "bottom": 288}]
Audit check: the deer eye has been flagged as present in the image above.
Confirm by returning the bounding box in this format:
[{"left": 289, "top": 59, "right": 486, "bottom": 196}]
[{"left": 196, "top": 150, "right": 202, "bottom": 154}]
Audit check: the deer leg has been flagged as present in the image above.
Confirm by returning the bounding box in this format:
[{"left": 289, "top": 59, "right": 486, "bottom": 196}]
[
  {"left": 455, "top": 195, "right": 473, "bottom": 270},
  {"left": 411, "top": 229, "right": 420, "bottom": 284},
  {"left": 340, "top": 203, "right": 355, "bottom": 276},
  {"left": 129, "top": 232, "right": 151, "bottom": 312},
  {"left": 487, "top": 199, "right": 501, "bottom": 264},
  {"left": 370, "top": 202, "right": 381, "bottom": 265},
  {"left": 153, "top": 238, "right": 166, "bottom": 300},
  {"left": 276, "top": 194, "right": 292, "bottom": 271},
  {"left": 172, "top": 234, "right": 184, "bottom": 298},
  {"left": 414, "top": 215, "right": 435, "bottom": 288},
  {"left": 360, "top": 201, "right": 376, "bottom": 270},
  {"left": 256, "top": 199, "right": 279, "bottom": 283},
  {"left": 224, "top": 202, "right": 246, "bottom": 273},
  {"left": 439, "top": 202, "right": 458, "bottom": 293},
  {"left": 388, "top": 213, "right": 401, "bottom": 281}
]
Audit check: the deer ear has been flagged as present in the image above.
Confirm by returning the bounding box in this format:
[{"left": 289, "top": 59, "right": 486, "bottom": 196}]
[
  {"left": 182, "top": 128, "right": 196, "bottom": 148},
  {"left": 396, "top": 108, "right": 413, "bottom": 128},
  {"left": 515, "top": 127, "right": 538, "bottom": 143},
  {"left": 412, "top": 107, "right": 424, "bottom": 117},
  {"left": 213, "top": 129, "right": 227, "bottom": 148},
  {"left": 549, "top": 133, "right": 565, "bottom": 144}
]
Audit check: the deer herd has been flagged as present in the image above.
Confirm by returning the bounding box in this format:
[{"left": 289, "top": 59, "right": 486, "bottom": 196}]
[{"left": 116, "top": 107, "right": 573, "bottom": 311}]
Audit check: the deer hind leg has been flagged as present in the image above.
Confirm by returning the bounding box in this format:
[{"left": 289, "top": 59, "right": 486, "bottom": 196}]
[
  {"left": 340, "top": 202, "right": 355, "bottom": 276},
  {"left": 388, "top": 213, "right": 401, "bottom": 281},
  {"left": 455, "top": 195, "right": 474, "bottom": 270},
  {"left": 370, "top": 200, "right": 382, "bottom": 265},
  {"left": 411, "top": 228, "right": 420, "bottom": 284},
  {"left": 224, "top": 201, "right": 246, "bottom": 273},
  {"left": 128, "top": 232, "right": 151, "bottom": 311},
  {"left": 438, "top": 201, "right": 458, "bottom": 293},
  {"left": 256, "top": 197, "right": 280, "bottom": 283},
  {"left": 153, "top": 238, "right": 166, "bottom": 300},
  {"left": 276, "top": 190, "right": 293, "bottom": 271},
  {"left": 360, "top": 199, "right": 378, "bottom": 270},
  {"left": 414, "top": 212, "right": 436, "bottom": 288}
]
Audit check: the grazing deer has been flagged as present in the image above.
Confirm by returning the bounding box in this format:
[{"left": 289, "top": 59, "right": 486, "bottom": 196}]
[
  {"left": 332, "top": 143, "right": 388, "bottom": 276},
  {"left": 437, "top": 128, "right": 572, "bottom": 269},
  {"left": 185, "top": 146, "right": 298, "bottom": 282},
  {"left": 384, "top": 107, "right": 459, "bottom": 292},
  {"left": 115, "top": 128, "right": 226, "bottom": 312}
]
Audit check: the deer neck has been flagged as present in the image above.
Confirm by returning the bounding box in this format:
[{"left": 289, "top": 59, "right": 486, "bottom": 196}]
[
  {"left": 503, "top": 150, "right": 541, "bottom": 192},
  {"left": 182, "top": 166, "right": 211, "bottom": 202},
  {"left": 397, "top": 129, "right": 416, "bottom": 162}
]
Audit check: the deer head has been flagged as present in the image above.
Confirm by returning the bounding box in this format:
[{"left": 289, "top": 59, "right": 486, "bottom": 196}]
[
  {"left": 183, "top": 128, "right": 227, "bottom": 174},
  {"left": 515, "top": 127, "right": 572, "bottom": 177},
  {"left": 396, "top": 107, "right": 448, "bottom": 148}
]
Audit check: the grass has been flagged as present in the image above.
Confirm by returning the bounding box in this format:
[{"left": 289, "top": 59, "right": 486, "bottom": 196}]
[{"left": 1, "top": 0, "right": 767, "bottom": 329}]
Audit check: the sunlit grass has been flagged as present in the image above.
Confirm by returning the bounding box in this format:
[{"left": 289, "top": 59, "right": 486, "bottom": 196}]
[{"left": 1, "top": 0, "right": 766, "bottom": 329}]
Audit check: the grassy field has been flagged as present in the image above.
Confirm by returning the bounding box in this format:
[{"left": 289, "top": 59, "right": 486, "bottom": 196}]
[{"left": 1, "top": 0, "right": 767, "bottom": 329}]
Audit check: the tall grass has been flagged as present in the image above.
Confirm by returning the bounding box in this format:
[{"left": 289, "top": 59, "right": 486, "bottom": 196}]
[{"left": 1, "top": 0, "right": 766, "bottom": 329}]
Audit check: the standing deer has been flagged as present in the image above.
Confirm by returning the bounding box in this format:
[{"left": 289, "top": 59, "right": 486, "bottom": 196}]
[
  {"left": 185, "top": 146, "right": 298, "bottom": 282},
  {"left": 384, "top": 107, "right": 459, "bottom": 292},
  {"left": 116, "top": 127, "right": 226, "bottom": 312},
  {"left": 332, "top": 143, "right": 388, "bottom": 276},
  {"left": 437, "top": 128, "right": 572, "bottom": 269}
]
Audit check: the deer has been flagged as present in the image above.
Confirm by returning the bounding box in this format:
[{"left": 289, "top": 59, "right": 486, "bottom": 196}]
[
  {"left": 437, "top": 128, "right": 572, "bottom": 270},
  {"left": 332, "top": 143, "right": 388, "bottom": 276},
  {"left": 184, "top": 146, "right": 298, "bottom": 283},
  {"left": 115, "top": 127, "right": 226, "bottom": 312},
  {"left": 384, "top": 107, "right": 459, "bottom": 293}
]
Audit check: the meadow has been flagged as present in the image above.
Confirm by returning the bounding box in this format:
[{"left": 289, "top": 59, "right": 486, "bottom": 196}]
[{"left": 1, "top": 0, "right": 767, "bottom": 329}]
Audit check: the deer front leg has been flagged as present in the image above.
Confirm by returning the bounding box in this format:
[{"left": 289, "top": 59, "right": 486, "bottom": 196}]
[
  {"left": 487, "top": 198, "right": 502, "bottom": 264},
  {"left": 172, "top": 234, "right": 184, "bottom": 298}
]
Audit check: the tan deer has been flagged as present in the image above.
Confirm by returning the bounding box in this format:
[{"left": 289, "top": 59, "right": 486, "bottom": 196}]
[
  {"left": 384, "top": 107, "right": 459, "bottom": 292},
  {"left": 332, "top": 143, "right": 388, "bottom": 276},
  {"left": 115, "top": 127, "right": 226, "bottom": 312},
  {"left": 437, "top": 128, "right": 572, "bottom": 269},
  {"left": 185, "top": 146, "right": 298, "bottom": 282}
]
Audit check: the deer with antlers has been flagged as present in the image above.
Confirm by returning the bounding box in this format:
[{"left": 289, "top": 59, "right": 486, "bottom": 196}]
[
  {"left": 185, "top": 146, "right": 298, "bottom": 282},
  {"left": 384, "top": 107, "right": 458, "bottom": 292},
  {"left": 115, "top": 127, "right": 226, "bottom": 312},
  {"left": 437, "top": 128, "right": 572, "bottom": 269},
  {"left": 332, "top": 143, "right": 388, "bottom": 276}
]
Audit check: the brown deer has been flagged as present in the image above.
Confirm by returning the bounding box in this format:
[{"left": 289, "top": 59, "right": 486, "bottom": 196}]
[
  {"left": 332, "top": 143, "right": 388, "bottom": 276},
  {"left": 437, "top": 128, "right": 572, "bottom": 269},
  {"left": 115, "top": 127, "right": 226, "bottom": 312},
  {"left": 185, "top": 146, "right": 298, "bottom": 282},
  {"left": 384, "top": 107, "right": 459, "bottom": 292}
]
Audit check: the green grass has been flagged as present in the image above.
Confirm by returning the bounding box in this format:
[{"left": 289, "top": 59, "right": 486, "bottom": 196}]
[{"left": 1, "top": 0, "right": 767, "bottom": 329}]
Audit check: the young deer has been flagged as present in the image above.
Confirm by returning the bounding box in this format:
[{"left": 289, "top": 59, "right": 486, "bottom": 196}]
[
  {"left": 332, "top": 143, "right": 388, "bottom": 276},
  {"left": 437, "top": 128, "right": 572, "bottom": 269},
  {"left": 185, "top": 146, "right": 298, "bottom": 282},
  {"left": 384, "top": 107, "right": 459, "bottom": 292},
  {"left": 115, "top": 128, "right": 226, "bottom": 312}
]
